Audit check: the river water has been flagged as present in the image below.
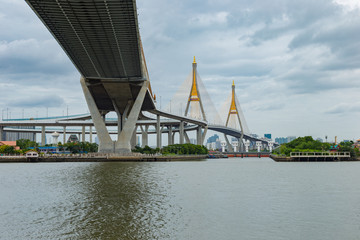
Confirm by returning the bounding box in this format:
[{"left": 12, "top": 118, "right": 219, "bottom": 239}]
[{"left": 0, "top": 158, "right": 360, "bottom": 240}]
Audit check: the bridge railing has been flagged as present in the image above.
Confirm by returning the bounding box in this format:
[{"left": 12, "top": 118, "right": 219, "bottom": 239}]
[{"left": 290, "top": 152, "right": 351, "bottom": 157}]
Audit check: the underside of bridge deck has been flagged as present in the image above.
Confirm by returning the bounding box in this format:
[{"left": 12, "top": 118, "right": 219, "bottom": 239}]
[{"left": 26, "top": 0, "right": 155, "bottom": 153}]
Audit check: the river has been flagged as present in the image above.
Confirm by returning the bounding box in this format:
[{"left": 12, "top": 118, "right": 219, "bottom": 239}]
[{"left": 0, "top": 158, "right": 360, "bottom": 240}]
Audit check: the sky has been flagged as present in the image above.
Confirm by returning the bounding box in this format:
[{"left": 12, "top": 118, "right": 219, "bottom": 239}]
[{"left": 0, "top": 0, "right": 360, "bottom": 142}]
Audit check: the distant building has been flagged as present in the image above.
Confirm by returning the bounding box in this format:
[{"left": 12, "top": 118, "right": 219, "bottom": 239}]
[
  {"left": 67, "top": 134, "right": 79, "bottom": 143},
  {"left": 275, "top": 136, "right": 297, "bottom": 145},
  {"left": 354, "top": 139, "right": 360, "bottom": 149},
  {"left": 275, "top": 137, "right": 287, "bottom": 145},
  {"left": 0, "top": 141, "right": 20, "bottom": 150},
  {"left": 206, "top": 134, "right": 221, "bottom": 150},
  {"left": 287, "top": 136, "right": 296, "bottom": 142},
  {"left": 1, "top": 126, "right": 36, "bottom": 142},
  {"left": 264, "top": 134, "right": 272, "bottom": 140},
  {"left": 206, "top": 134, "right": 219, "bottom": 143}
]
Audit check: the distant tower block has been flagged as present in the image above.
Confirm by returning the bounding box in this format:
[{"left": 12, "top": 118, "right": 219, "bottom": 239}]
[{"left": 184, "top": 57, "right": 206, "bottom": 121}]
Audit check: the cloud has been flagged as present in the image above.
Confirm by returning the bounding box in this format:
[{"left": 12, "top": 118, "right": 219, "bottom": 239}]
[
  {"left": 325, "top": 102, "right": 360, "bottom": 114},
  {"left": 1, "top": 0, "right": 360, "bottom": 140},
  {"left": 0, "top": 39, "right": 76, "bottom": 78},
  {"left": 8, "top": 95, "right": 65, "bottom": 108},
  {"left": 189, "top": 12, "right": 229, "bottom": 27}
]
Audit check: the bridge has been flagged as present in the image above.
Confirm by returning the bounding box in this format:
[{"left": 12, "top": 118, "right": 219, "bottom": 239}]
[{"left": 0, "top": 0, "right": 274, "bottom": 153}]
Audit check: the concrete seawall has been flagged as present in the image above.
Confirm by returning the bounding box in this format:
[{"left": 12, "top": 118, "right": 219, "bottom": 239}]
[{"left": 0, "top": 154, "right": 207, "bottom": 163}]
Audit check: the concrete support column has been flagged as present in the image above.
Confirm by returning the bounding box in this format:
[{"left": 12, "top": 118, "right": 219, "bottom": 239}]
[
  {"left": 82, "top": 126, "right": 85, "bottom": 142},
  {"left": 0, "top": 126, "right": 3, "bottom": 141},
  {"left": 196, "top": 126, "right": 202, "bottom": 145},
  {"left": 224, "top": 134, "right": 233, "bottom": 152},
  {"left": 131, "top": 126, "right": 137, "bottom": 149},
  {"left": 156, "top": 115, "right": 161, "bottom": 149},
  {"left": 90, "top": 126, "right": 93, "bottom": 143},
  {"left": 184, "top": 131, "right": 190, "bottom": 143},
  {"left": 115, "top": 81, "right": 148, "bottom": 153},
  {"left": 172, "top": 132, "right": 175, "bottom": 145},
  {"left": 168, "top": 125, "right": 173, "bottom": 145},
  {"left": 238, "top": 138, "right": 243, "bottom": 152},
  {"left": 179, "top": 121, "right": 184, "bottom": 144},
  {"left": 141, "top": 125, "right": 149, "bottom": 148},
  {"left": 81, "top": 77, "right": 113, "bottom": 153},
  {"left": 63, "top": 126, "right": 66, "bottom": 144},
  {"left": 201, "top": 126, "right": 208, "bottom": 145},
  {"left": 41, "top": 126, "right": 46, "bottom": 146}
]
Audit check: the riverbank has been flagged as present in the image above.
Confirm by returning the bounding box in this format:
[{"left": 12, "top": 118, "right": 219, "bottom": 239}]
[
  {"left": 270, "top": 154, "right": 360, "bottom": 162},
  {"left": 0, "top": 154, "right": 207, "bottom": 163}
]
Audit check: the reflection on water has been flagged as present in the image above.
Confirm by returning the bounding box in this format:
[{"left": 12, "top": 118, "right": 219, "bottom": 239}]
[{"left": 1, "top": 158, "right": 360, "bottom": 240}]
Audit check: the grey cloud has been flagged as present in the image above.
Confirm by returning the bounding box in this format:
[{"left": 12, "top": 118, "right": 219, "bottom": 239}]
[
  {"left": 0, "top": 39, "right": 76, "bottom": 78},
  {"left": 325, "top": 102, "right": 360, "bottom": 114},
  {"left": 8, "top": 95, "right": 65, "bottom": 108}
]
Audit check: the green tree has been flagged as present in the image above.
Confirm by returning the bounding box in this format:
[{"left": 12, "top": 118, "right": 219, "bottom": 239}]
[
  {"left": 16, "top": 139, "right": 38, "bottom": 150},
  {"left": 0, "top": 145, "right": 15, "bottom": 154},
  {"left": 277, "top": 136, "right": 331, "bottom": 156}
]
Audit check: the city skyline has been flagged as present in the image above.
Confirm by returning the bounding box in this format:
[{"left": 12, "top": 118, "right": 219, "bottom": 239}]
[{"left": 0, "top": 0, "right": 360, "bottom": 142}]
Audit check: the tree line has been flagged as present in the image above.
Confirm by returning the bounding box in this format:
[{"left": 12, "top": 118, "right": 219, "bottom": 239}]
[
  {"left": 273, "top": 136, "right": 359, "bottom": 157},
  {"left": 133, "top": 143, "right": 208, "bottom": 155}
]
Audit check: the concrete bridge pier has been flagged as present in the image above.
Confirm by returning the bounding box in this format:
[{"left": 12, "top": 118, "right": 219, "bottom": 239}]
[
  {"left": 196, "top": 126, "right": 202, "bottom": 145},
  {"left": 114, "top": 82, "right": 148, "bottom": 153},
  {"left": 156, "top": 115, "right": 161, "bottom": 149},
  {"left": 184, "top": 131, "right": 191, "bottom": 144},
  {"left": 81, "top": 77, "right": 149, "bottom": 153},
  {"left": 224, "top": 134, "right": 233, "bottom": 152},
  {"left": 167, "top": 125, "right": 173, "bottom": 145},
  {"left": 172, "top": 132, "right": 176, "bottom": 145},
  {"left": 179, "top": 121, "right": 184, "bottom": 144},
  {"left": 140, "top": 125, "right": 149, "bottom": 147},
  {"left": 41, "top": 126, "right": 46, "bottom": 146},
  {"left": 81, "top": 77, "right": 114, "bottom": 153},
  {"left": 131, "top": 127, "right": 137, "bottom": 149},
  {"left": 0, "top": 126, "right": 3, "bottom": 141},
  {"left": 238, "top": 138, "right": 244, "bottom": 152},
  {"left": 63, "top": 126, "right": 66, "bottom": 144},
  {"left": 89, "top": 126, "right": 93, "bottom": 143},
  {"left": 82, "top": 126, "right": 85, "bottom": 142}
]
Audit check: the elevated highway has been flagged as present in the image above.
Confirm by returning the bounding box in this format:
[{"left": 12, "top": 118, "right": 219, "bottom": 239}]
[
  {"left": 26, "top": 0, "right": 155, "bottom": 152},
  {"left": 22, "top": 1, "right": 273, "bottom": 152}
]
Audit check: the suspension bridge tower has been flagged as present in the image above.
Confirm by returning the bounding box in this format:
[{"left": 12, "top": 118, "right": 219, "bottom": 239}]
[
  {"left": 225, "top": 81, "right": 245, "bottom": 151},
  {"left": 184, "top": 57, "right": 207, "bottom": 121}
]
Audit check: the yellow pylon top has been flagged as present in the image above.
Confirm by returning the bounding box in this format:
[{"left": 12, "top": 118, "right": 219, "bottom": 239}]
[
  {"left": 229, "top": 83, "right": 237, "bottom": 114},
  {"left": 190, "top": 57, "right": 199, "bottom": 101},
  {"left": 232, "top": 80, "right": 235, "bottom": 86}
]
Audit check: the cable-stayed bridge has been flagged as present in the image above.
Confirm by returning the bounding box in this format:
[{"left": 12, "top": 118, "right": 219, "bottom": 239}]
[{"left": 0, "top": 0, "right": 274, "bottom": 153}]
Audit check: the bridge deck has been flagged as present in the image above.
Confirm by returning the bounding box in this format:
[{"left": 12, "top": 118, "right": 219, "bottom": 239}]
[{"left": 26, "top": 0, "right": 142, "bottom": 79}]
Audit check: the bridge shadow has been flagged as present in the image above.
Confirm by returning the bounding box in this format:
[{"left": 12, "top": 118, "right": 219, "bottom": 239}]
[{"left": 68, "top": 162, "right": 181, "bottom": 239}]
